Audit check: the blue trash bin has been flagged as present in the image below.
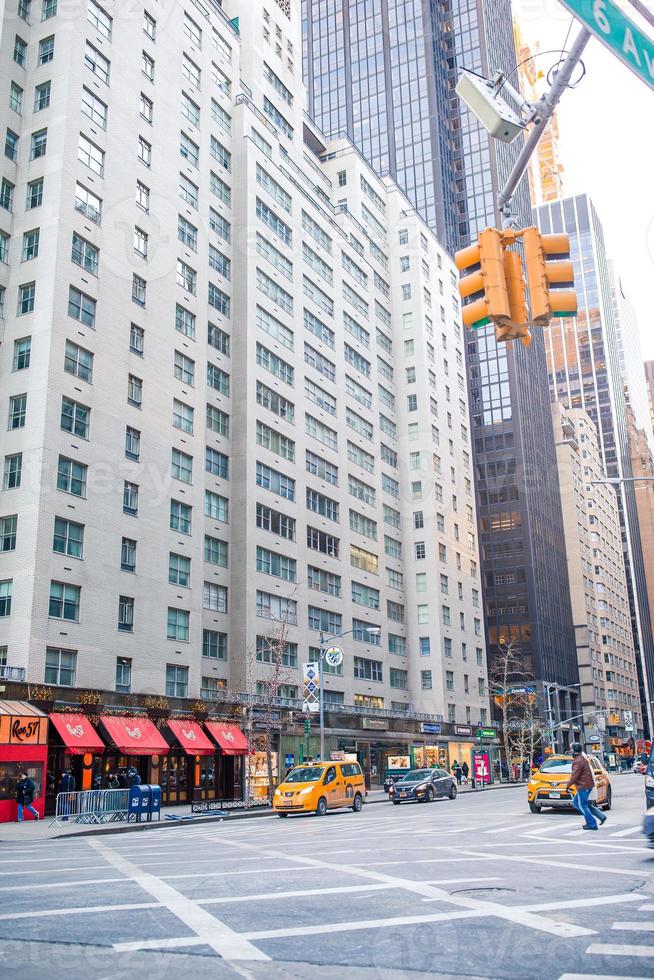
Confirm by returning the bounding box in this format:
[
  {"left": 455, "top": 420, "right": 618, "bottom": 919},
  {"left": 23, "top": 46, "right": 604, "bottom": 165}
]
[
  {"left": 128, "top": 785, "right": 143, "bottom": 822},
  {"left": 148, "top": 785, "right": 161, "bottom": 822}
]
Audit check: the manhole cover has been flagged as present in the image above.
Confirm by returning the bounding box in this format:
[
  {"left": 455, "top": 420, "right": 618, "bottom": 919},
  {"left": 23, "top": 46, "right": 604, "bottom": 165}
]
[{"left": 450, "top": 887, "right": 517, "bottom": 898}]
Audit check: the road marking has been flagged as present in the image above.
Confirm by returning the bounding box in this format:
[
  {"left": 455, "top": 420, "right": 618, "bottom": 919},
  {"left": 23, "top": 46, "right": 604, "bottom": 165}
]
[
  {"left": 89, "top": 839, "right": 269, "bottom": 962},
  {"left": 640, "top": 903, "right": 654, "bottom": 910},
  {"left": 0, "top": 902, "right": 160, "bottom": 921},
  {"left": 532, "top": 894, "right": 642, "bottom": 912},
  {"left": 0, "top": 877, "right": 128, "bottom": 893},
  {"left": 610, "top": 826, "right": 643, "bottom": 837},
  {"left": 559, "top": 974, "right": 652, "bottom": 979},
  {"left": 612, "top": 921, "right": 654, "bottom": 931},
  {"left": 482, "top": 821, "right": 536, "bottom": 834},
  {"left": 0, "top": 865, "right": 109, "bottom": 877},
  {"left": 242, "top": 908, "right": 482, "bottom": 940},
  {"left": 205, "top": 834, "right": 594, "bottom": 938},
  {"left": 456, "top": 849, "right": 652, "bottom": 879},
  {"left": 585, "top": 943, "right": 654, "bottom": 958},
  {"left": 164, "top": 865, "right": 317, "bottom": 881},
  {"left": 113, "top": 936, "right": 208, "bottom": 953}
]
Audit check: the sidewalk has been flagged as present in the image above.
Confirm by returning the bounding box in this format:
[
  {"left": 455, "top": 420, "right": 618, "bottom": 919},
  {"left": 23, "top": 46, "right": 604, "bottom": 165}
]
[{"left": 0, "top": 780, "right": 521, "bottom": 843}]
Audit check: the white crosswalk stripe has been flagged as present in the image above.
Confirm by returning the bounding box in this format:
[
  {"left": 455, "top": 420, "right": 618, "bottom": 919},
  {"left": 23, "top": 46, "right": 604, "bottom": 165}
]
[
  {"left": 612, "top": 922, "right": 654, "bottom": 932},
  {"left": 586, "top": 943, "right": 654, "bottom": 958},
  {"left": 610, "top": 826, "right": 643, "bottom": 837}
]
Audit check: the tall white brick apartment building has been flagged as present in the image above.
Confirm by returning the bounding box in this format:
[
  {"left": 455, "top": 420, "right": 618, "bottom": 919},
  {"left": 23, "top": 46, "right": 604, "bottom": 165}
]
[{"left": 0, "top": 0, "right": 490, "bottom": 757}]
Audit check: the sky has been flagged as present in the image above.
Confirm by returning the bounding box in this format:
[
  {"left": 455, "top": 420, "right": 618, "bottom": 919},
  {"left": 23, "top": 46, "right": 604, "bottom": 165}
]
[{"left": 514, "top": 0, "right": 654, "bottom": 359}]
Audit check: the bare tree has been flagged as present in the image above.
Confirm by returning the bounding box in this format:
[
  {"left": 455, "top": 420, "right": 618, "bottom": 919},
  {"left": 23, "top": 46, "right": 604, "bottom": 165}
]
[
  {"left": 248, "top": 616, "right": 293, "bottom": 804},
  {"left": 490, "top": 641, "right": 541, "bottom": 781}
]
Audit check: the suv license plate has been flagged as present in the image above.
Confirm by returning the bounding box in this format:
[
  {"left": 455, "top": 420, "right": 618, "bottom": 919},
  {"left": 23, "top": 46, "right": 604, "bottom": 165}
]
[{"left": 549, "top": 792, "right": 560, "bottom": 799}]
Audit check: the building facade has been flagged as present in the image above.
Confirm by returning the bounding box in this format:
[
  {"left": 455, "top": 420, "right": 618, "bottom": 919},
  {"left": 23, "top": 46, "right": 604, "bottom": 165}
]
[
  {"left": 303, "top": 0, "right": 580, "bottom": 718},
  {"left": 0, "top": 0, "right": 490, "bottom": 784},
  {"left": 644, "top": 360, "right": 654, "bottom": 432},
  {"left": 552, "top": 403, "right": 643, "bottom": 750},
  {"left": 537, "top": 194, "right": 654, "bottom": 735}
]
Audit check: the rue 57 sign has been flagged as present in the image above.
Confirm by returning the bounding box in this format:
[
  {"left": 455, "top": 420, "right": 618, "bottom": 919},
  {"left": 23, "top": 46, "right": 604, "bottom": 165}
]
[{"left": 560, "top": 0, "right": 654, "bottom": 90}]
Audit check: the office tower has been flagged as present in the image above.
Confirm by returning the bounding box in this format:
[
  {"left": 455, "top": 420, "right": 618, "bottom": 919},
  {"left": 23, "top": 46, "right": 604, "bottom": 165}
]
[
  {"left": 611, "top": 265, "right": 654, "bottom": 452},
  {"left": 0, "top": 0, "right": 489, "bottom": 777},
  {"left": 552, "top": 403, "right": 643, "bottom": 748},
  {"left": 537, "top": 193, "right": 654, "bottom": 733},
  {"left": 645, "top": 360, "right": 654, "bottom": 431},
  {"left": 304, "top": 0, "right": 580, "bottom": 711}
]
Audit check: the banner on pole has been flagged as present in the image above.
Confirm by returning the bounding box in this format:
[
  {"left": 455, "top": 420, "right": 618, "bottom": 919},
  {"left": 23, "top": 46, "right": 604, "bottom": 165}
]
[{"left": 302, "top": 661, "right": 320, "bottom": 713}]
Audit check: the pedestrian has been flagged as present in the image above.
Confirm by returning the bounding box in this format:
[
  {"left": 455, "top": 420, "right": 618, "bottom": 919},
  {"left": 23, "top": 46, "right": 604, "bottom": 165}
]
[
  {"left": 565, "top": 741, "right": 606, "bottom": 831},
  {"left": 116, "top": 769, "right": 127, "bottom": 788},
  {"left": 127, "top": 767, "right": 141, "bottom": 788},
  {"left": 107, "top": 771, "right": 119, "bottom": 789},
  {"left": 59, "top": 767, "right": 76, "bottom": 821},
  {"left": 461, "top": 761, "right": 469, "bottom": 784},
  {"left": 452, "top": 762, "right": 462, "bottom": 786},
  {"left": 15, "top": 770, "right": 39, "bottom": 822}
]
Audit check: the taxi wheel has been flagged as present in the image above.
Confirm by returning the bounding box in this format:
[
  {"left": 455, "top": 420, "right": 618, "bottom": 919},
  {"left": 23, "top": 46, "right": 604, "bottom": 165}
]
[
  {"left": 602, "top": 788, "right": 612, "bottom": 811},
  {"left": 529, "top": 802, "right": 542, "bottom": 814},
  {"left": 277, "top": 812, "right": 288, "bottom": 818},
  {"left": 352, "top": 793, "right": 363, "bottom": 813},
  {"left": 316, "top": 797, "right": 327, "bottom": 817}
]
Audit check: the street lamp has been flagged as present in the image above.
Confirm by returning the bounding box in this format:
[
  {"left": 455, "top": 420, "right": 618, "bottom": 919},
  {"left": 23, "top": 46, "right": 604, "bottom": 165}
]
[{"left": 318, "top": 626, "right": 381, "bottom": 763}]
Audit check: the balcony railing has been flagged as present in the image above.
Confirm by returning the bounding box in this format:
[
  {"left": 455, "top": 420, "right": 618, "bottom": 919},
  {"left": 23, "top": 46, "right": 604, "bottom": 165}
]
[{"left": 0, "top": 665, "right": 26, "bottom": 681}]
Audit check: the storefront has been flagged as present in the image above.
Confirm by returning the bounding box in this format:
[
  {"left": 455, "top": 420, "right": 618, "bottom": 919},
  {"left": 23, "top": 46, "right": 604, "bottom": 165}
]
[
  {"left": 204, "top": 720, "right": 247, "bottom": 801},
  {"left": 0, "top": 700, "right": 48, "bottom": 823},
  {"left": 413, "top": 744, "right": 449, "bottom": 770},
  {"left": 164, "top": 719, "right": 215, "bottom": 804},
  {"left": 94, "top": 714, "right": 169, "bottom": 788},
  {"left": 448, "top": 726, "right": 476, "bottom": 776},
  {"left": 46, "top": 712, "right": 105, "bottom": 812}
]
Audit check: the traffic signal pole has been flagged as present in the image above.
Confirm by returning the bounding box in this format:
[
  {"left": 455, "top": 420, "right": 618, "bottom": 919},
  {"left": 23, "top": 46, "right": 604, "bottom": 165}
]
[{"left": 497, "top": 27, "right": 591, "bottom": 226}]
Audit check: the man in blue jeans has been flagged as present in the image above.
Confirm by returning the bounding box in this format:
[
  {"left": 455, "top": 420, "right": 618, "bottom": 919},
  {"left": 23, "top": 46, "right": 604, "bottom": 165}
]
[
  {"left": 565, "top": 742, "right": 606, "bottom": 830},
  {"left": 16, "top": 770, "right": 40, "bottom": 822}
]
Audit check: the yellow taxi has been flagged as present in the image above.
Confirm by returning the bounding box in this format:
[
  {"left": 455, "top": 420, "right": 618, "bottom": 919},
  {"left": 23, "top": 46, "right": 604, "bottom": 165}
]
[
  {"left": 272, "top": 761, "right": 366, "bottom": 816},
  {"left": 527, "top": 753, "right": 612, "bottom": 813}
]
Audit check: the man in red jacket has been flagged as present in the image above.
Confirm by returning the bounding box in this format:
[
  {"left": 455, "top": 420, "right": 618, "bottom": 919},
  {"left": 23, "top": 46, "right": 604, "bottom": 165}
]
[{"left": 565, "top": 742, "right": 606, "bottom": 830}]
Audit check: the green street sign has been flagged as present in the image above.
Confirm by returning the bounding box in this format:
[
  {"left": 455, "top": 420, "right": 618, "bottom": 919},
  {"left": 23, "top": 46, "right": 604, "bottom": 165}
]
[
  {"left": 560, "top": 0, "right": 654, "bottom": 91},
  {"left": 477, "top": 728, "right": 497, "bottom": 739}
]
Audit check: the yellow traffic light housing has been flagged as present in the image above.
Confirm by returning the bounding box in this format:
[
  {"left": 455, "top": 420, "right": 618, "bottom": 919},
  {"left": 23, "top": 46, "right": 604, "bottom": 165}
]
[
  {"left": 523, "top": 227, "right": 577, "bottom": 325},
  {"left": 455, "top": 228, "right": 511, "bottom": 330}
]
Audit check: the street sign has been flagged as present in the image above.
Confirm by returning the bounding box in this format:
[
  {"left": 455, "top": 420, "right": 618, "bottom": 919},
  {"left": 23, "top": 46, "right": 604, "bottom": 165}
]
[
  {"left": 302, "top": 661, "right": 320, "bottom": 713},
  {"left": 477, "top": 727, "right": 497, "bottom": 739},
  {"left": 324, "top": 645, "right": 344, "bottom": 668},
  {"left": 421, "top": 722, "right": 441, "bottom": 734},
  {"left": 559, "top": 0, "right": 654, "bottom": 91},
  {"left": 624, "top": 710, "right": 634, "bottom": 732}
]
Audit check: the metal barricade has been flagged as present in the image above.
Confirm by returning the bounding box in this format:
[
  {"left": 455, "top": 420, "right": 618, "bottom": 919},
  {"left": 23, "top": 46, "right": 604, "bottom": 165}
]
[{"left": 50, "top": 788, "right": 130, "bottom": 827}]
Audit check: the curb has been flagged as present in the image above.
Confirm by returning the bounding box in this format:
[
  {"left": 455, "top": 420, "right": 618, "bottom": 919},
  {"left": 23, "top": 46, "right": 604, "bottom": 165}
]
[{"left": 0, "top": 780, "right": 522, "bottom": 842}]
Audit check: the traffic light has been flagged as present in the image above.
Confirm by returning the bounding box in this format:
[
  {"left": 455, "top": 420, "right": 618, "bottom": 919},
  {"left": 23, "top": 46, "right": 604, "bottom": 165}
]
[
  {"left": 304, "top": 718, "right": 311, "bottom": 736},
  {"left": 455, "top": 228, "right": 511, "bottom": 330},
  {"left": 502, "top": 248, "right": 531, "bottom": 347},
  {"left": 523, "top": 227, "right": 577, "bottom": 325}
]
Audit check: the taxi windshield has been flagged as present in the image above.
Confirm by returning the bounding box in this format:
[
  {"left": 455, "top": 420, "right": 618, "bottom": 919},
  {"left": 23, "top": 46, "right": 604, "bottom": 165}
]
[
  {"left": 284, "top": 766, "right": 325, "bottom": 783},
  {"left": 539, "top": 759, "right": 572, "bottom": 773}
]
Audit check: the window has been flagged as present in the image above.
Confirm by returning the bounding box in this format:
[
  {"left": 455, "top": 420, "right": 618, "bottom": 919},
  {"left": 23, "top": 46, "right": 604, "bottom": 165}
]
[
  {"left": 129, "top": 323, "right": 144, "bottom": 356},
  {"left": 306, "top": 526, "right": 339, "bottom": 557},
  {"left": 125, "top": 425, "right": 140, "bottom": 461},
  {"left": 0, "top": 515, "right": 17, "bottom": 553},
  {"left": 352, "top": 581, "right": 380, "bottom": 610},
  {"left": 56, "top": 456, "right": 86, "bottom": 498},
  {"left": 49, "top": 581, "right": 80, "bottom": 621},
  {"left": 45, "top": 647, "right": 77, "bottom": 686},
  {"left": 68, "top": 286, "right": 96, "bottom": 326},
  {"left": 5, "top": 129, "right": 18, "bottom": 162},
  {"left": 121, "top": 537, "right": 136, "bottom": 573},
  {"left": 0, "top": 580, "right": 12, "bottom": 617},
  {"left": 176, "top": 259, "right": 196, "bottom": 294},
  {"left": 18, "top": 0, "right": 30, "bottom": 21},
  {"left": 307, "top": 566, "right": 341, "bottom": 597},
  {"left": 2, "top": 453, "right": 20, "bottom": 491},
  {"left": 390, "top": 668, "right": 408, "bottom": 690},
  {"left": 88, "top": 0, "right": 112, "bottom": 39},
  {"left": 203, "top": 630, "right": 226, "bottom": 661},
  {"left": 167, "top": 608, "right": 189, "bottom": 642},
  {"left": 85, "top": 42, "right": 109, "bottom": 82},
  {"left": 139, "top": 92, "right": 153, "bottom": 123},
  {"left": 136, "top": 180, "right": 150, "bottom": 211},
  {"left": 256, "top": 419, "right": 294, "bottom": 461},
  {"left": 354, "top": 657, "right": 382, "bottom": 681},
  {"left": 81, "top": 87, "right": 107, "bottom": 128},
  {"left": 205, "top": 447, "right": 228, "bottom": 479},
  {"left": 174, "top": 350, "right": 194, "bottom": 385},
  {"left": 205, "top": 535, "right": 228, "bottom": 568},
  {"left": 1, "top": 179, "right": 14, "bottom": 212},
  {"left": 8, "top": 394, "right": 26, "bottom": 430},
  {"left": 143, "top": 10, "right": 156, "bottom": 39},
  {"left": 262, "top": 96, "right": 293, "bottom": 139},
  {"left": 127, "top": 374, "right": 142, "bottom": 407},
  {"left": 71, "top": 234, "right": 98, "bottom": 275},
  {"left": 419, "top": 637, "right": 431, "bottom": 657},
  {"left": 14, "top": 36, "right": 27, "bottom": 66},
  {"left": 210, "top": 170, "right": 231, "bottom": 206},
  {"left": 118, "top": 596, "right": 134, "bottom": 632},
  {"left": 115, "top": 657, "right": 132, "bottom": 694},
  {"left": 208, "top": 282, "right": 230, "bottom": 316},
  {"left": 78, "top": 134, "right": 104, "bottom": 176},
  {"left": 64, "top": 340, "right": 93, "bottom": 382},
  {"left": 166, "top": 665, "right": 188, "bottom": 698},
  {"left": 204, "top": 582, "right": 228, "bottom": 614},
  {"left": 308, "top": 606, "right": 341, "bottom": 634},
  {"left": 256, "top": 545, "right": 295, "bottom": 581},
  {"left": 421, "top": 670, "right": 432, "bottom": 690},
  {"left": 417, "top": 604, "right": 428, "bottom": 625},
  {"left": 183, "top": 54, "right": 201, "bottom": 88},
  {"left": 173, "top": 399, "right": 194, "bottom": 434},
  {"left": 172, "top": 448, "right": 192, "bottom": 484},
  {"left": 256, "top": 197, "right": 291, "bottom": 246},
  {"left": 18, "top": 282, "right": 35, "bottom": 314},
  {"left": 142, "top": 50, "right": 154, "bottom": 81},
  {"left": 180, "top": 132, "right": 199, "bottom": 168},
  {"left": 350, "top": 545, "right": 378, "bottom": 573},
  {"left": 388, "top": 634, "right": 406, "bottom": 656},
  {"left": 257, "top": 343, "right": 294, "bottom": 387},
  {"left": 122, "top": 481, "right": 138, "bottom": 515},
  {"left": 168, "top": 552, "right": 190, "bottom": 588},
  {"left": 206, "top": 404, "right": 229, "bottom": 436},
  {"left": 387, "top": 600, "right": 404, "bottom": 623},
  {"left": 208, "top": 322, "right": 230, "bottom": 355},
  {"left": 304, "top": 343, "right": 335, "bottom": 383},
  {"left": 256, "top": 636, "right": 297, "bottom": 668},
  {"left": 34, "top": 82, "right": 51, "bottom": 113},
  {"left": 9, "top": 83, "right": 23, "bottom": 115},
  {"left": 256, "top": 502, "right": 294, "bottom": 539},
  {"left": 75, "top": 183, "right": 102, "bottom": 224},
  {"left": 170, "top": 499, "right": 191, "bottom": 534},
  {"left": 184, "top": 13, "right": 201, "bottom": 47},
  {"left": 263, "top": 61, "right": 293, "bottom": 105},
  {"left": 132, "top": 274, "right": 146, "bottom": 306},
  {"left": 60, "top": 396, "right": 89, "bottom": 438}
]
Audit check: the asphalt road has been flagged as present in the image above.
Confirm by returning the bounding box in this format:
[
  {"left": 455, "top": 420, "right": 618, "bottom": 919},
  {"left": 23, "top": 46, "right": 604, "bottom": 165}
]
[{"left": 0, "top": 775, "right": 652, "bottom": 979}]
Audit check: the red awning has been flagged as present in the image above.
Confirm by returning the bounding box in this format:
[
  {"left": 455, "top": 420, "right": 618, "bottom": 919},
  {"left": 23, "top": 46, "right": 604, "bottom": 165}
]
[
  {"left": 167, "top": 719, "right": 215, "bottom": 756},
  {"left": 49, "top": 713, "right": 105, "bottom": 755},
  {"left": 99, "top": 715, "right": 169, "bottom": 756},
  {"left": 205, "top": 721, "right": 248, "bottom": 756}
]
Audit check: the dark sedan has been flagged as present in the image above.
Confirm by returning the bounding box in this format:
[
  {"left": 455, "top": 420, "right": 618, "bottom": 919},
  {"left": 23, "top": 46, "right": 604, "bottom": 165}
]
[{"left": 389, "top": 768, "right": 457, "bottom": 804}]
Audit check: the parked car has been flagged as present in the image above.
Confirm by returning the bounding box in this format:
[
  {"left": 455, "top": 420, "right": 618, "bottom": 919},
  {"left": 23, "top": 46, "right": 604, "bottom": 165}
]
[
  {"left": 527, "top": 754, "right": 611, "bottom": 813},
  {"left": 633, "top": 759, "right": 647, "bottom": 775},
  {"left": 389, "top": 768, "right": 457, "bottom": 805},
  {"left": 272, "top": 761, "right": 366, "bottom": 817}
]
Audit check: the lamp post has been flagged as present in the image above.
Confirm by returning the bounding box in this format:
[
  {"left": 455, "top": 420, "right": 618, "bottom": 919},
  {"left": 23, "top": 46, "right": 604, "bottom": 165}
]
[
  {"left": 318, "top": 626, "right": 381, "bottom": 763},
  {"left": 543, "top": 682, "right": 582, "bottom": 753}
]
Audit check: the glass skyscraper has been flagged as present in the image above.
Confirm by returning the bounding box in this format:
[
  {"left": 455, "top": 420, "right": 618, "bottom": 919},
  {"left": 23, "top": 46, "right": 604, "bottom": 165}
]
[{"left": 304, "top": 0, "right": 580, "bottom": 706}]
